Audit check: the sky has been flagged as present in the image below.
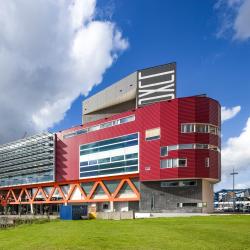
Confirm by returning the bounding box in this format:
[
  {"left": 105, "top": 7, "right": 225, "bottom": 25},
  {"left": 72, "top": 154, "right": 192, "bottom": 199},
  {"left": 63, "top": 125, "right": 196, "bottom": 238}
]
[{"left": 0, "top": 0, "right": 249, "bottom": 190}]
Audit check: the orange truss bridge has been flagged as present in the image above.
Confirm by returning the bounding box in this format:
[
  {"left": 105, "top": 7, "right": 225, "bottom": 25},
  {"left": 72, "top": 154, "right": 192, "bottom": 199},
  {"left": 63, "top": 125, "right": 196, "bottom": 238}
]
[{"left": 0, "top": 174, "right": 140, "bottom": 206}]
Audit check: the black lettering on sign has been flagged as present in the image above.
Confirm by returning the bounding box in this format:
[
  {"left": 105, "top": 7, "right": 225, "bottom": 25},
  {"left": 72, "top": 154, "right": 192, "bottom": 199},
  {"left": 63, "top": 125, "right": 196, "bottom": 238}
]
[{"left": 137, "top": 62, "right": 176, "bottom": 107}]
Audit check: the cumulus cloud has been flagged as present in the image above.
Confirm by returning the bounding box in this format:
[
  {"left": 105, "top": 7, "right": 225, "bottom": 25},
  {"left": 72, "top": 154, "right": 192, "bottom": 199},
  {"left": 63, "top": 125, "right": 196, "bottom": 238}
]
[
  {"left": 222, "top": 117, "right": 250, "bottom": 172},
  {"left": 0, "top": 0, "right": 128, "bottom": 143},
  {"left": 215, "top": 0, "right": 250, "bottom": 41},
  {"left": 216, "top": 116, "right": 250, "bottom": 190},
  {"left": 221, "top": 105, "right": 241, "bottom": 123}
]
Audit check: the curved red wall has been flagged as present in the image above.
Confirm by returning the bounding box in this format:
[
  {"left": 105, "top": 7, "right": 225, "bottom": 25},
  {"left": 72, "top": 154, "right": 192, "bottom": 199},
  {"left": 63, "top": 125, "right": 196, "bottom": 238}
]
[{"left": 56, "top": 96, "right": 221, "bottom": 183}]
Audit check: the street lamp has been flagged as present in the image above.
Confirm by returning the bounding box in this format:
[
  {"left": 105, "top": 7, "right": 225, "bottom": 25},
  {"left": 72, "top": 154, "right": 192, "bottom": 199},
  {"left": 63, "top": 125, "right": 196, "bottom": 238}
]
[{"left": 230, "top": 168, "right": 238, "bottom": 212}]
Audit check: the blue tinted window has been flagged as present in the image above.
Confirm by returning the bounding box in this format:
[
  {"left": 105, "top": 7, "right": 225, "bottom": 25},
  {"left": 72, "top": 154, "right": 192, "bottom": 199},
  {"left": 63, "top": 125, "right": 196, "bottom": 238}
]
[
  {"left": 125, "top": 153, "right": 138, "bottom": 159},
  {"left": 98, "top": 158, "right": 110, "bottom": 164},
  {"left": 80, "top": 133, "right": 138, "bottom": 151},
  {"left": 89, "top": 160, "right": 97, "bottom": 165},
  {"left": 80, "top": 161, "right": 88, "bottom": 166},
  {"left": 79, "top": 133, "right": 138, "bottom": 178},
  {"left": 80, "top": 159, "right": 138, "bottom": 173},
  {"left": 80, "top": 139, "right": 138, "bottom": 155},
  {"left": 111, "top": 155, "right": 124, "bottom": 162}
]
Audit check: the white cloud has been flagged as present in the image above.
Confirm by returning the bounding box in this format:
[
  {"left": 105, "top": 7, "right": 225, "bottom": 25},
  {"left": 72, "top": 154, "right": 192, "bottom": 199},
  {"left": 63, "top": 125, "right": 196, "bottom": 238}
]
[
  {"left": 216, "top": 116, "right": 250, "bottom": 190},
  {"left": 215, "top": 0, "right": 250, "bottom": 41},
  {"left": 222, "top": 117, "right": 250, "bottom": 171},
  {"left": 221, "top": 105, "right": 241, "bottom": 123},
  {"left": 0, "top": 0, "right": 128, "bottom": 143},
  {"left": 234, "top": 0, "right": 250, "bottom": 39}
]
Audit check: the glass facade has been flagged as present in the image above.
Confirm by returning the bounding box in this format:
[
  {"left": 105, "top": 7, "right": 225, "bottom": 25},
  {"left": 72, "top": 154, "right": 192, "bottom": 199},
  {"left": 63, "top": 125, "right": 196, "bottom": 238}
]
[
  {"left": 0, "top": 133, "right": 55, "bottom": 187},
  {"left": 79, "top": 133, "right": 139, "bottom": 178}
]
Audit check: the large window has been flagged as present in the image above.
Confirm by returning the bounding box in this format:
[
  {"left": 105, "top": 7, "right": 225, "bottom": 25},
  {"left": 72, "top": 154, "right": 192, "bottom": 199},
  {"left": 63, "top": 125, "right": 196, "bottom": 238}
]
[
  {"left": 79, "top": 133, "right": 139, "bottom": 178},
  {"left": 181, "top": 123, "right": 220, "bottom": 136},
  {"left": 160, "top": 158, "right": 187, "bottom": 169}
]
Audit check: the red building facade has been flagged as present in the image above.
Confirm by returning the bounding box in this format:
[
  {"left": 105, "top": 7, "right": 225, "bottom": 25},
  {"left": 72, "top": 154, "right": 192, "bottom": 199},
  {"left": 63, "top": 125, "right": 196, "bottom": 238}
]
[{"left": 0, "top": 94, "right": 221, "bottom": 213}]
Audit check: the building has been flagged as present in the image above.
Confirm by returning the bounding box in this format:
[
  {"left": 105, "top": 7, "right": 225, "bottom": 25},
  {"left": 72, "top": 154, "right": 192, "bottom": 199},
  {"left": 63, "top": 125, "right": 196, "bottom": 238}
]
[
  {"left": 0, "top": 63, "right": 221, "bottom": 214},
  {"left": 214, "top": 189, "right": 250, "bottom": 212}
]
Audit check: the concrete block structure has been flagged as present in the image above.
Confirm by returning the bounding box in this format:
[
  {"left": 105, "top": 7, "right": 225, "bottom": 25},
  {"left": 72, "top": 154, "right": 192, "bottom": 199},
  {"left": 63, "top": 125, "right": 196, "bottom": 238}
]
[{"left": 0, "top": 63, "right": 221, "bottom": 214}]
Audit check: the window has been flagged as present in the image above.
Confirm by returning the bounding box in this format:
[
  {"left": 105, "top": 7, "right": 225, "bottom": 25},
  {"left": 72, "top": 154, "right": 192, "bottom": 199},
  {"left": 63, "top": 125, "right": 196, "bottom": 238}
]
[
  {"left": 168, "top": 145, "right": 178, "bottom": 151},
  {"left": 88, "top": 125, "right": 100, "bottom": 132},
  {"left": 209, "top": 125, "right": 216, "bottom": 134},
  {"left": 160, "top": 147, "right": 168, "bottom": 156},
  {"left": 100, "top": 122, "right": 112, "bottom": 129},
  {"left": 111, "top": 155, "right": 124, "bottom": 162},
  {"left": 102, "top": 203, "right": 109, "bottom": 210},
  {"left": 80, "top": 161, "right": 88, "bottom": 166},
  {"left": 195, "top": 144, "right": 209, "bottom": 149},
  {"left": 79, "top": 133, "right": 139, "bottom": 178},
  {"left": 89, "top": 160, "right": 97, "bottom": 165},
  {"left": 205, "top": 157, "right": 210, "bottom": 168},
  {"left": 178, "top": 203, "right": 198, "bottom": 207},
  {"left": 161, "top": 181, "right": 179, "bottom": 187},
  {"left": 63, "top": 115, "right": 135, "bottom": 139},
  {"left": 98, "top": 158, "right": 110, "bottom": 164},
  {"left": 145, "top": 128, "right": 160, "bottom": 141},
  {"left": 182, "top": 203, "right": 197, "bottom": 207},
  {"left": 181, "top": 123, "right": 220, "bottom": 136},
  {"left": 178, "top": 144, "right": 193, "bottom": 149},
  {"left": 196, "top": 124, "right": 208, "bottom": 133},
  {"left": 172, "top": 158, "right": 178, "bottom": 167},
  {"left": 161, "top": 143, "right": 219, "bottom": 153},
  {"left": 125, "top": 153, "right": 138, "bottom": 159},
  {"left": 76, "top": 129, "right": 87, "bottom": 135},
  {"left": 178, "top": 159, "right": 187, "bottom": 167},
  {"left": 160, "top": 159, "right": 171, "bottom": 168},
  {"left": 181, "top": 124, "right": 195, "bottom": 133},
  {"left": 162, "top": 180, "right": 197, "bottom": 188},
  {"left": 160, "top": 158, "right": 187, "bottom": 169},
  {"left": 177, "top": 203, "right": 183, "bottom": 208},
  {"left": 181, "top": 180, "right": 197, "bottom": 186},
  {"left": 209, "top": 145, "right": 218, "bottom": 151},
  {"left": 119, "top": 115, "right": 135, "bottom": 124}
]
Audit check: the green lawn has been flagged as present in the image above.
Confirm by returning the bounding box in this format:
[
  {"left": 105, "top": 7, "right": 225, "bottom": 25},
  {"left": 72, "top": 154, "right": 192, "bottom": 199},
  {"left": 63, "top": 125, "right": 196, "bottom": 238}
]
[{"left": 0, "top": 215, "right": 249, "bottom": 250}]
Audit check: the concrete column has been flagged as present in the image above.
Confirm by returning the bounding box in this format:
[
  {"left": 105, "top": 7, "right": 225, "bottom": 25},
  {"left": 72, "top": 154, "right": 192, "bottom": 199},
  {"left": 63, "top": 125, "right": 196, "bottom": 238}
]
[
  {"left": 30, "top": 204, "right": 34, "bottom": 215},
  {"left": 110, "top": 201, "right": 114, "bottom": 212}
]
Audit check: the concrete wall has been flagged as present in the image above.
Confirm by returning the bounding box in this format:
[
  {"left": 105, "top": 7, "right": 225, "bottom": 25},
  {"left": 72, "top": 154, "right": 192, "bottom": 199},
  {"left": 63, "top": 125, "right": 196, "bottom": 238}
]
[
  {"left": 140, "top": 180, "right": 203, "bottom": 213},
  {"left": 83, "top": 100, "right": 136, "bottom": 124},
  {"left": 202, "top": 180, "right": 214, "bottom": 213},
  {"left": 82, "top": 72, "right": 137, "bottom": 124},
  {"left": 96, "top": 211, "right": 134, "bottom": 220}
]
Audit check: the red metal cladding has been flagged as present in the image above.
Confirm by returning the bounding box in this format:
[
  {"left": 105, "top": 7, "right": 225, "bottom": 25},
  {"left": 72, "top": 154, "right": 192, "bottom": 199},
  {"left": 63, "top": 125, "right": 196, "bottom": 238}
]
[{"left": 55, "top": 96, "right": 221, "bottom": 183}]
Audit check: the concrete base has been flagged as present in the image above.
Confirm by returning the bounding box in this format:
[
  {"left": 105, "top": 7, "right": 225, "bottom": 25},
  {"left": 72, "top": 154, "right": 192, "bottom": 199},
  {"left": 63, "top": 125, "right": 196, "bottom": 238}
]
[
  {"left": 96, "top": 211, "right": 134, "bottom": 220},
  {"left": 135, "top": 212, "right": 210, "bottom": 218}
]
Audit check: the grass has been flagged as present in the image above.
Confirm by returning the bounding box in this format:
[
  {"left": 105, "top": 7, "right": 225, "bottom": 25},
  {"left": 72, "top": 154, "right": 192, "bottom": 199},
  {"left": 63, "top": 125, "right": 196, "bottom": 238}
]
[{"left": 0, "top": 215, "right": 249, "bottom": 250}]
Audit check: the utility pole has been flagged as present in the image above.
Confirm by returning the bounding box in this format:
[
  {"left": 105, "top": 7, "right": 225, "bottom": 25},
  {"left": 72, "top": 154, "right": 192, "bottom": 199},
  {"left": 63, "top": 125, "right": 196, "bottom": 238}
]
[{"left": 230, "top": 169, "right": 238, "bottom": 212}]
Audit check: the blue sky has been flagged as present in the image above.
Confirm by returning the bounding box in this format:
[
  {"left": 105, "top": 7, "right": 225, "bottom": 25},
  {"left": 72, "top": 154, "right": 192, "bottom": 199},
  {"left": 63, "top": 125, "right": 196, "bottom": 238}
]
[
  {"left": 51, "top": 0, "right": 250, "bottom": 190},
  {"left": 52, "top": 0, "right": 250, "bottom": 139},
  {"left": 0, "top": 0, "right": 249, "bottom": 190}
]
